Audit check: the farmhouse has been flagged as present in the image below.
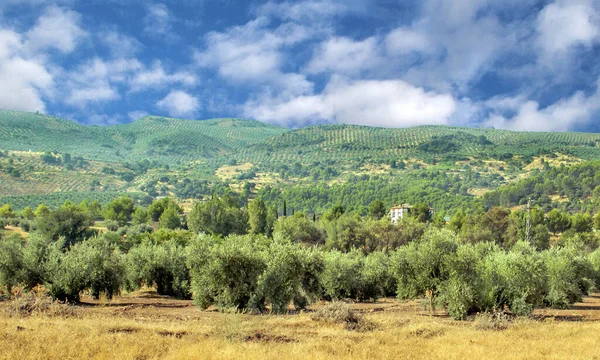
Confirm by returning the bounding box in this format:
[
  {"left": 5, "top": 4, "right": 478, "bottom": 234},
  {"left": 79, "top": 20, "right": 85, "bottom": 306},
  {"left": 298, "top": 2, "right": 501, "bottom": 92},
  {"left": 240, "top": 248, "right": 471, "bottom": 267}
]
[{"left": 389, "top": 204, "right": 434, "bottom": 224}]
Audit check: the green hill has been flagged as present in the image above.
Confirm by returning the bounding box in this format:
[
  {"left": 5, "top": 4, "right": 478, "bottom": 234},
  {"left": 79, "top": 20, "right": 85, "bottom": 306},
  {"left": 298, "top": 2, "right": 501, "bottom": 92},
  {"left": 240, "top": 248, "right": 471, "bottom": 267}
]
[
  {"left": 2, "top": 109, "right": 600, "bottom": 213},
  {"left": 0, "top": 110, "right": 287, "bottom": 164}
]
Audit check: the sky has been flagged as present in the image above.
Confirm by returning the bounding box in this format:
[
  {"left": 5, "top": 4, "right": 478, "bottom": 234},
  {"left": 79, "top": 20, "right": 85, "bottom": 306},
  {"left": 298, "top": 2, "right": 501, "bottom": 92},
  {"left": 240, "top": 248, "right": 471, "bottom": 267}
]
[{"left": 0, "top": 0, "right": 599, "bottom": 132}]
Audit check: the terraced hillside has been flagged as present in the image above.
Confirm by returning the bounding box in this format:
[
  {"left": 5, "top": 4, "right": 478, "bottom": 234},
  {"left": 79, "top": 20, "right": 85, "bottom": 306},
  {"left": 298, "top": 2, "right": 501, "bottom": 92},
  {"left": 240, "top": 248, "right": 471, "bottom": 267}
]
[
  {"left": 227, "top": 124, "right": 600, "bottom": 167},
  {"left": 3, "top": 109, "right": 600, "bottom": 212},
  {"left": 0, "top": 110, "right": 287, "bottom": 164}
]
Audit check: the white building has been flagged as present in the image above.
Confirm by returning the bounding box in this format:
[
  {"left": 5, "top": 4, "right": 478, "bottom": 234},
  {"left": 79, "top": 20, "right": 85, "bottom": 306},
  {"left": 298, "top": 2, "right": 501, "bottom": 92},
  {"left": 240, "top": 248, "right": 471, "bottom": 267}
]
[{"left": 390, "top": 204, "right": 434, "bottom": 224}]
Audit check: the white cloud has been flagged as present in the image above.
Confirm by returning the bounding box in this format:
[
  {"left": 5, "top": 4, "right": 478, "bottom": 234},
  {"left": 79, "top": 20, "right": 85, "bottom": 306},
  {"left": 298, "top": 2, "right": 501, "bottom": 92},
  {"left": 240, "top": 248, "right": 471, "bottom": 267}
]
[
  {"left": 306, "top": 36, "right": 381, "bottom": 76},
  {"left": 130, "top": 61, "right": 197, "bottom": 92},
  {"left": 156, "top": 90, "right": 200, "bottom": 118},
  {"left": 244, "top": 77, "right": 456, "bottom": 128},
  {"left": 25, "top": 6, "right": 86, "bottom": 54},
  {"left": 0, "top": 29, "right": 53, "bottom": 112},
  {"left": 195, "top": 17, "right": 314, "bottom": 83},
  {"left": 100, "top": 29, "right": 143, "bottom": 58},
  {"left": 257, "top": 0, "right": 348, "bottom": 23},
  {"left": 385, "top": 28, "right": 435, "bottom": 55},
  {"left": 128, "top": 110, "right": 149, "bottom": 121},
  {"left": 144, "top": 3, "right": 175, "bottom": 39},
  {"left": 537, "top": 0, "right": 599, "bottom": 56},
  {"left": 485, "top": 81, "right": 600, "bottom": 131},
  {"left": 64, "top": 57, "right": 141, "bottom": 107}
]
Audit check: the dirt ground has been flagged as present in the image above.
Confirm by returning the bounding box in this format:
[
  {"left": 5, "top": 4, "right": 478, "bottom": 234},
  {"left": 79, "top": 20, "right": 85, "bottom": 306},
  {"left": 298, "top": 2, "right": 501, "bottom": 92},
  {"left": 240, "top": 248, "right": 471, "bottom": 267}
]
[{"left": 2, "top": 291, "right": 600, "bottom": 360}]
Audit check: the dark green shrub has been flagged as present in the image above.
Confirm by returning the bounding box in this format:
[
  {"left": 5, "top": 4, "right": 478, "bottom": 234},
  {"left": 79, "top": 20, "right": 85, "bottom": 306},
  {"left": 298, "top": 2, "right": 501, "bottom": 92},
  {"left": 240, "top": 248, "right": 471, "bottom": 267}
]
[
  {"left": 125, "top": 241, "right": 190, "bottom": 298},
  {"left": 356, "top": 251, "right": 393, "bottom": 302},
  {"left": 187, "top": 234, "right": 266, "bottom": 310},
  {"left": 253, "top": 240, "right": 324, "bottom": 313},
  {"left": 320, "top": 250, "right": 361, "bottom": 300},
  {"left": 0, "top": 235, "right": 24, "bottom": 294},
  {"left": 543, "top": 247, "right": 595, "bottom": 308}
]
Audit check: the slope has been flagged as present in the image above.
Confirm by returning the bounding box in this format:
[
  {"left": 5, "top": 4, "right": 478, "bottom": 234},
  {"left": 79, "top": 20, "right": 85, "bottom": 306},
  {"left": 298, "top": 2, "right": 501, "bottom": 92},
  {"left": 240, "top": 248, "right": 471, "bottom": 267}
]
[{"left": 0, "top": 110, "right": 288, "bottom": 164}]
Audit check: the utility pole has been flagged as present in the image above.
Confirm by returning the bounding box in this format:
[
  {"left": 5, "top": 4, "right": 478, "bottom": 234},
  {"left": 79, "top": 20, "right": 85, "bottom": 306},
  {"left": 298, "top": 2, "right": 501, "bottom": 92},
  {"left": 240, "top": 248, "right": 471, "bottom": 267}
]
[{"left": 526, "top": 198, "right": 532, "bottom": 243}]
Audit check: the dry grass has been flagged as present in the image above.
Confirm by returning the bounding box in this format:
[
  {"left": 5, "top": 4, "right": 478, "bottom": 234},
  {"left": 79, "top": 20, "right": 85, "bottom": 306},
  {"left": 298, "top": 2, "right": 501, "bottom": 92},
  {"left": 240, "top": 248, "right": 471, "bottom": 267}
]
[
  {"left": 2, "top": 292, "right": 600, "bottom": 359},
  {"left": 2, "top": 225, "right": 29, "bottom": 238}
]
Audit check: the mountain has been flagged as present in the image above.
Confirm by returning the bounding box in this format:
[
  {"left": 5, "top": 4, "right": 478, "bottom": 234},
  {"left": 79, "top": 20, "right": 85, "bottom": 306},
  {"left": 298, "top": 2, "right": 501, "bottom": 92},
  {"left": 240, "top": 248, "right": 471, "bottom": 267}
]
[
  {"left": 2, "top": 109, "right": 600, "bottom": 214},
  {"left": 0, "top": 109, "right": 287, "bottom": 164}
]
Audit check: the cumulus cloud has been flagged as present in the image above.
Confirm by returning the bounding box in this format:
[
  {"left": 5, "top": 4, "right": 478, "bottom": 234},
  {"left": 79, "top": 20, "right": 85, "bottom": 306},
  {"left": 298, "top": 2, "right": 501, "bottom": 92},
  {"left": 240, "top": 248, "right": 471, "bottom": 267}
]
[
  {"left": 0, "top": 29, "right": 53, "bottom": 112},
  {"left": 537, "top": 0, "right": 599, "bottom": 57},
  {"left": 144, "top": 3, "right": 176, "bottom": 39},
  {"left": 306, "top": 36, "right": 382, "bottom": 76},
  {"left": 485, "top": 82, "right": 600, "bottom": 132},
  {"left": 128, "top": 110, "right": 149, "bottom": 120},
  {"left": 244, "top": 77, "right": 456, "bottom": 127},
  {"left": 385, "top": 28, "right": 435, "bottom": 55},
  {"left": 129, "top": 61, "right": 197, "bottom": 92},
  {"left": 157, "top": 90, "right": 200, "bottom": 118},
  {"left": 195, "top": 17, "right": 315, "bottom": 83},
  {"left": 64, "top": 57, "right": 141, "bottom": 107},
  {"left": 100, "top": 29, "right": 143, "bottom": 58},
  {"left": 25, "top": 6, "right": 86, "bottom": 54}
]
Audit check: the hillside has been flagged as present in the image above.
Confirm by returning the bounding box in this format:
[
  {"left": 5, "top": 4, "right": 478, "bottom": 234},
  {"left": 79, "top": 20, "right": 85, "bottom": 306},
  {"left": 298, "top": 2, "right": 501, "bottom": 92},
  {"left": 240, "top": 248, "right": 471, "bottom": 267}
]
[
  {"left": 2, "top": 109, "right": 600, "bottom": 213},
  {"left": 0, "top": 110, "right": 287, "bottom": 164}
]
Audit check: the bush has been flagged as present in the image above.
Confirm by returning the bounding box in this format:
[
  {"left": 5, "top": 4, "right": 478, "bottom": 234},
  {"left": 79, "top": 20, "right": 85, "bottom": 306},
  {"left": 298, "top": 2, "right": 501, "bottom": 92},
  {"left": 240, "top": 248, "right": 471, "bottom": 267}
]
[
  {"left": 105, "top": 220, "right": 120, "bottom": 232},
  {"left": 0, "top": 235, "right": 24, "bottom": 294},
  {"left": 390, "top": 229, "right": 459, "bottom": 306},
  {"left": 475, "top": 243, "right": 547, "bottom": 316},
  {"left": 311, "top": 302, "right": 376, "bottom": 331},
  {"left": 188, "top": 234, "right": 266, "bottom": 311},
  {"left": 125, "top": 241, "right": 190, "bottom": 299},
  {"left": 253, "top": 241, "right": 324, "bottom": 313},
  {"left": 6, "top": 285, "right": 76, "bottom": 318},
  {"left": 356, "top": 251, "right": 393, "bottom": 302},
  {"left": 44, "top": 238, "right": 124, "bottom": 302},
  {"left": 543, "top": 247, "right": 595, "bottom": 308},
  {"left": 320, "top": 250, "right": 361, "bottom": 300}
]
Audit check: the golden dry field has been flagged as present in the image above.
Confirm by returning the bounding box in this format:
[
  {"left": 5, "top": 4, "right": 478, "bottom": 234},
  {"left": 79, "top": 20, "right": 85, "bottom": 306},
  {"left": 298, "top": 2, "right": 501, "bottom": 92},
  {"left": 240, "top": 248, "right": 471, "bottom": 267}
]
[{"left": 2, "top": 290, "right": 600, "bottom": 360}]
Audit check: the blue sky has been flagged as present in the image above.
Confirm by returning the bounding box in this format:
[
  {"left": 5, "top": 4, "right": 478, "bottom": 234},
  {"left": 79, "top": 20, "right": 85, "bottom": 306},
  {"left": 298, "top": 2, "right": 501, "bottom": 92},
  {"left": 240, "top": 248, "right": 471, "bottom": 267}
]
[{"left": 1, "top": 0, "right": 599, "bottom": 132}]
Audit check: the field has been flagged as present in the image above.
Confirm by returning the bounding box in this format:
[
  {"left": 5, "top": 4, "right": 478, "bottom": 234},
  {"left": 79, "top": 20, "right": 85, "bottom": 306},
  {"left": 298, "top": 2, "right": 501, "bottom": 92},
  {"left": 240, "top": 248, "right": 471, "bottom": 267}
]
[{"left": 2, "top": 291, "right": 600, "bottom": 360}]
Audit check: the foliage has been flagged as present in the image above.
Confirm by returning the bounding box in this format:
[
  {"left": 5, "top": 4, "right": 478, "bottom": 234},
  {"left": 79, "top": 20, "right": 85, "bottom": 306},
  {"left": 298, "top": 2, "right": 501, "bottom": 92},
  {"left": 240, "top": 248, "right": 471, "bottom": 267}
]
[
  {"left": 188, "top": 234, "right": 266, "bottom": 310},
  {"left": 103, "top": 196, "right": 135, "bottom": 226},
  {"left": 187, "top": 196, "right": 248, "bottom": 237},
  {"left": 125, "top": 241, "right": 190, "bottom": 298}
]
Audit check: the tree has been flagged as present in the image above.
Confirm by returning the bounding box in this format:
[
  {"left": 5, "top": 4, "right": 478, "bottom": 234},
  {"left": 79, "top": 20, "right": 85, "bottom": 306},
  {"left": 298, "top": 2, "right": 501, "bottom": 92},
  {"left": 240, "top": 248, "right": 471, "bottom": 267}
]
[
  {"left": 131, "top": 207, "right": 149, "bottom": 225},
  {"left": 273, "top": 213, "right": 325, "bottom": 245},
  {"left": 482, "top": 207, "right": 511, "bottom": 245},
  {"left": 35, "top": 206, "right": 90, "bottom": 246},
  {"left": 188, "top": 235, "right": 266, "bottom": 310},
  {"left": 547, "top": 209, "right": 571, "bottom": 235},
  {"left": 572, "top": 213, "right": 593, "bottom": 233},
  {"left": 595, "top": 212, "right": 600, "bottom": 231},
  {"left": 0, "top": 236, "right": 24, "bottom": 294},
  {"left": 187, "top": 196, "right": 248, "bottom": 237},
  {"left": 21, "top": 207, "right": 34, "bottom": 220},
  {"left": 148, "top": 198, "right": 181, "bottom": 222},
  {"left": 368, "top": 200, "right": 386, "bottom": 220},
  {"left": 248, "top": 198, "right": 268, "bottom": 235},
  {"left": 0, "top": 204, "right": 14, "bottom": 219},
  {"left": 34, "top": 204, "right": 51, "bottom": 218},
  {"left": 103, "top": 196, "right": 135, "bottom": 226},
  {"left": 159, "top": 206, "right": 181, "bottom": 230},
  {"left": 322, "top": 204, "right": 345, "bottom": 222},
  {"left": 410, "top": 203, "right": 432, "bottom": 223}
]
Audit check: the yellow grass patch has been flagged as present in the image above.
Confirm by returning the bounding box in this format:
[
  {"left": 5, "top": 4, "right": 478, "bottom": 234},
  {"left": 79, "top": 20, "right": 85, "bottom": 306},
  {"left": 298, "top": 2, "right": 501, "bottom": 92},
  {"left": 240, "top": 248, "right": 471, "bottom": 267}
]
[
  {"left": 215, "top": 163, "right": 254, "bottom": 180},
  {"left": 2, "top": 225, "right": 29, "bottom": 238},
  {"left": 2, "top": 292, "right": 600, "bottom": 359}
]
